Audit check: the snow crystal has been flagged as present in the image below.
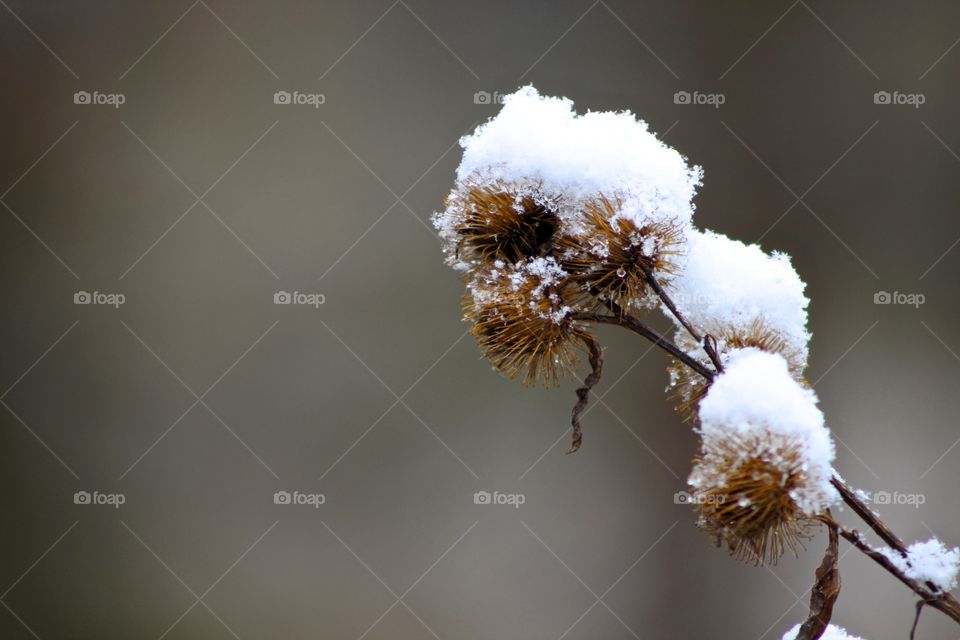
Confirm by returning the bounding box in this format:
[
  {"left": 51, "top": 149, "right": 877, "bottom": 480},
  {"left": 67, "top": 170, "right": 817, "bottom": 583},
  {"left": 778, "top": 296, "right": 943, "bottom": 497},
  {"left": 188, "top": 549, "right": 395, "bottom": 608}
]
[
  {"left": 452, "top": 85, "right": 702, "bottom": 229},
  {"left": 878, "top": 538, "right": 960, "bottom": 592},
  {"left": 665, "top": 229, "right": 810, "bottom": 368},
  {"left": 782, "top": 623, "right": 867, "bottom": 640},
  {"left": 467, "top": 257, "right": 574, "bottom": 325},
  {"left": 696, "top": 349, "right": 837, "bottom": 513}
]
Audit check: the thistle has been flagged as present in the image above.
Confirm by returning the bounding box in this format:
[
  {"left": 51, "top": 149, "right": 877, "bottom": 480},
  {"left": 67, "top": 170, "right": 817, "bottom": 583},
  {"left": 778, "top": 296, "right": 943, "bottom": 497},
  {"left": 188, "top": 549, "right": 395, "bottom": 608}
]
[
  {"left": 464, "top": 257, "right": 587, "bottom": 387},
  {"left": 558, "top": 195, "right": 684, "bottom": 311},
  {"left": 688, "top": 349, "right": 835, "bottom": 565},
  {"left": 668, "top": 319, "right": 809, "bottom": 421},
  {"left": 689, "top": 430, "right": 815, "bottom": 564},
  {"left": 438, "top": 180, "right": 561, "bottom": 274}
]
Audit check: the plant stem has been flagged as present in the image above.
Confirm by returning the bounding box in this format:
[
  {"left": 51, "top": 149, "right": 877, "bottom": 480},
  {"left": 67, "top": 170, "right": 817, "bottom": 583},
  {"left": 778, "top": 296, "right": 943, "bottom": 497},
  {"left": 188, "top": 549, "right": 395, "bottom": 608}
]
[
  {"left": 568, "top": 335, "right": 603, "bottom": 454},
  {"left": 836, "top": 526, "right": 960, "bottom": 625},
  {"left": 830, "top": 475, "right": 960, "bottom": 625},
  {"left": 643, "top": 272, "right": 724, "bottom": 373},
  {"left": 796, "top": 519, "right": 841, "bottom": 640},
  {"left": 831, "top": 477, "right": 904, "bottom": 551},
  {"left": 574, "top": 312, "right": 714, "bottom": 382}
]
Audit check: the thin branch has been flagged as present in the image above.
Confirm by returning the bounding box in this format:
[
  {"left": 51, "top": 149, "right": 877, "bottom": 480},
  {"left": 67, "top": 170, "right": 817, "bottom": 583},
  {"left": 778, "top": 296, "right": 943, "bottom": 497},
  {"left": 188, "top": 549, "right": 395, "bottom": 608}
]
[
  {"left": 831, "top": 477, "right": 905, "bottom": 551},
  {"left": 910, "top": 600, "right": 925, "bottom": 640},
  {"left": 568, "top": 335, "right": 603, "bottom": 454},
  {"left": 828, "top": 479, "right": 960, "bottom": 626},
  {"left": 836, "top": 526, "right": 960, "bottom": 625},
  {"left": 574, "top": 312, "right": 714, "bottom": 382},
  {"left": 643, "top": 272, "right": 724, "bottom": 373}
]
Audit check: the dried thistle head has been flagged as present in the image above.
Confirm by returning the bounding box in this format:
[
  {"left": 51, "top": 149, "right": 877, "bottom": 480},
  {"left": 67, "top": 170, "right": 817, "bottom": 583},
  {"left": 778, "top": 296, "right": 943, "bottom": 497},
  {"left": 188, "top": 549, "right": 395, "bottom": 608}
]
[
  {"left": 689, "top": 431, "right": 816, "bottom": 565},
  {"left": 464, "top": 257, "right": 588, "bottom": 386},
  {"left": 441, "top": 181, "right": 561, "bottom": 272},
  {"left": 667, "top": 319, "right": 808, "bottom": 422},
  {"left": 558, "top": 195, "right": 683, "bottom": 310}
]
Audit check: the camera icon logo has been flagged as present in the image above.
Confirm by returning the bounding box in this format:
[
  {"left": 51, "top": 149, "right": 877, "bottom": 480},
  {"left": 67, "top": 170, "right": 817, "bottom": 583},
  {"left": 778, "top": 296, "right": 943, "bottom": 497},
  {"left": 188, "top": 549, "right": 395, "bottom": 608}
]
[
  {"left": 673, "top": 490, "right": 692, "bottom": 504},
  {"left": 873, "top": 291, "right": 892, "bottom": 304},
  {"left": 74, "top": 491, "right": 91, "bottom": 504},
  {"left": 673, "top": 91, "right": 691, "bottom": 105},
  {"left": 74, "top": 90, "right": 91, "bottom": 105},
  {"left": 74, "top": 291, "right": 92, "bottom": 304},
  {"left": 274, "top": 291, "right": 292, "bottom": 304},
  {"left": 873, "top": 490, "right": 891, "bottom": 505},
  {"left": 473, "top": 490, "right": 491, "bottom": 505},
  {"left": 273, "top": 490, "right": 292, "bottom": 505},
  {"left": 874, "top": 91, "right": 892, "bottom": 105},
  {"left": 473, "top": 91, "right": 492, "bottom": 105},
  {"left": 274, "top": 90, "right": 292, "bottom": 105}
]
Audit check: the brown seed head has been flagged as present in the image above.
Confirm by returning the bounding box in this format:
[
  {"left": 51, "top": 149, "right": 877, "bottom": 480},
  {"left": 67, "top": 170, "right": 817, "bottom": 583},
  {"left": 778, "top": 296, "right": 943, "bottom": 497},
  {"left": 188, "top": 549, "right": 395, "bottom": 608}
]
[
  {"left": 558, "top": 195, "right": 683, "bottom": 310},
  {"left": 464, "top": 258, "right": 588, "bottom": 386},
  {"left": 689, "top": 431, "right": 815, "bottom": 565},
  {"left": 667, "top": 319, "right": 808, "bottom": 422},
  {"left": 446, "top": 183, "right": 560, "bottom": 271}
]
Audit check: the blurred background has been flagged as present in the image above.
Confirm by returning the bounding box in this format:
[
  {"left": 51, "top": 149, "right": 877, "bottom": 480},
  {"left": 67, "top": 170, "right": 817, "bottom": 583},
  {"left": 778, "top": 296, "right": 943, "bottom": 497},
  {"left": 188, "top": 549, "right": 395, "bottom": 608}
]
[{"left": 1, "top": 1, "right": 959, "bottom": 638}]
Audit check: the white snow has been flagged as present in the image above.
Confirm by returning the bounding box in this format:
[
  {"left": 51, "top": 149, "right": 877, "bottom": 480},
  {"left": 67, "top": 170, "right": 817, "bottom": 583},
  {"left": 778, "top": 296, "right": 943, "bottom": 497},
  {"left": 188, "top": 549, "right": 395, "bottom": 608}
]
[
  {"left": 878, "top": 538, "right": 960, "bottom": 592},
  {"left": 781, "top": 623, "right": 867, "bottom": 640},
  {"left": 665, "top": 229, "right": 811, "bottom": 369},
  {"left": 450, "top": 85, "right": 702, "bottom": 230},
  {"left": 695, "top": 349, "right": 838, "bottom": 513}
]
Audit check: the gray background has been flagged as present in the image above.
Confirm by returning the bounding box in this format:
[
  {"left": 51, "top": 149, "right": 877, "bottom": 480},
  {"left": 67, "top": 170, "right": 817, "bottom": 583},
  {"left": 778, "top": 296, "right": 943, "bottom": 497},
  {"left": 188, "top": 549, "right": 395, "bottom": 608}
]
[{"left": 1, "top": 1, "right": 959, "bottom": 638}]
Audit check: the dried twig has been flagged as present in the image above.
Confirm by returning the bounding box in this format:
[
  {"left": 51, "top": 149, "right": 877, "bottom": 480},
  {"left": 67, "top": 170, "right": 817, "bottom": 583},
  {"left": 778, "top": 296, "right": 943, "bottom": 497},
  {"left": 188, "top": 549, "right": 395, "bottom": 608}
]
[
  {"left": 831, "top": 477, "right": 904, "bottom": 551},
  {"left": 910, "top": 600, "right": 925, "bottom": 640},
  {"left": 643, "top": 271, "right": 724, "bottom": 373},
  {"left": 837, "top": 526, "right": 960, "bottom": 625},
  {"left": 568, "top": 335, "right": 603, "bottom": 453},
  {"left": 796, "top": 518, "right": 841, "bottom": 640},
  {"left": 574, "top": 312, "right": 714, "bottom": 381}
]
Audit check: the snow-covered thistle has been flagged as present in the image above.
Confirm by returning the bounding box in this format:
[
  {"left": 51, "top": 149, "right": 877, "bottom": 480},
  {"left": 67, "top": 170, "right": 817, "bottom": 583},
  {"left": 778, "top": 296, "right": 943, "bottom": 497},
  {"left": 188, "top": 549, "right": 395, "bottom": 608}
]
[
  {"left": 434, "top": 86, "right": 960, "bottom": 639},
  {"left": 464, "top": 257, "right": 586, "bottom": 386},
  {"left": 689, "top": 349, "right": 836, "bottom": 564}
]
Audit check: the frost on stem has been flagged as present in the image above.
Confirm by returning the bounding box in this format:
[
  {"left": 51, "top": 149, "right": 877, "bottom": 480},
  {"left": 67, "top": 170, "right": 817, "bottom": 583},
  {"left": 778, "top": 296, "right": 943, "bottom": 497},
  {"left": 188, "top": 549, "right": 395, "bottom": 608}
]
[
  {"left": 782, "top": 624, "right": 868, "bottom": 640},
  {"left": 689, "top": 349, "right": 837, "bottom": 564},
  {"left": 878, "top": 538, "right": 960, "bottom": 593}
]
